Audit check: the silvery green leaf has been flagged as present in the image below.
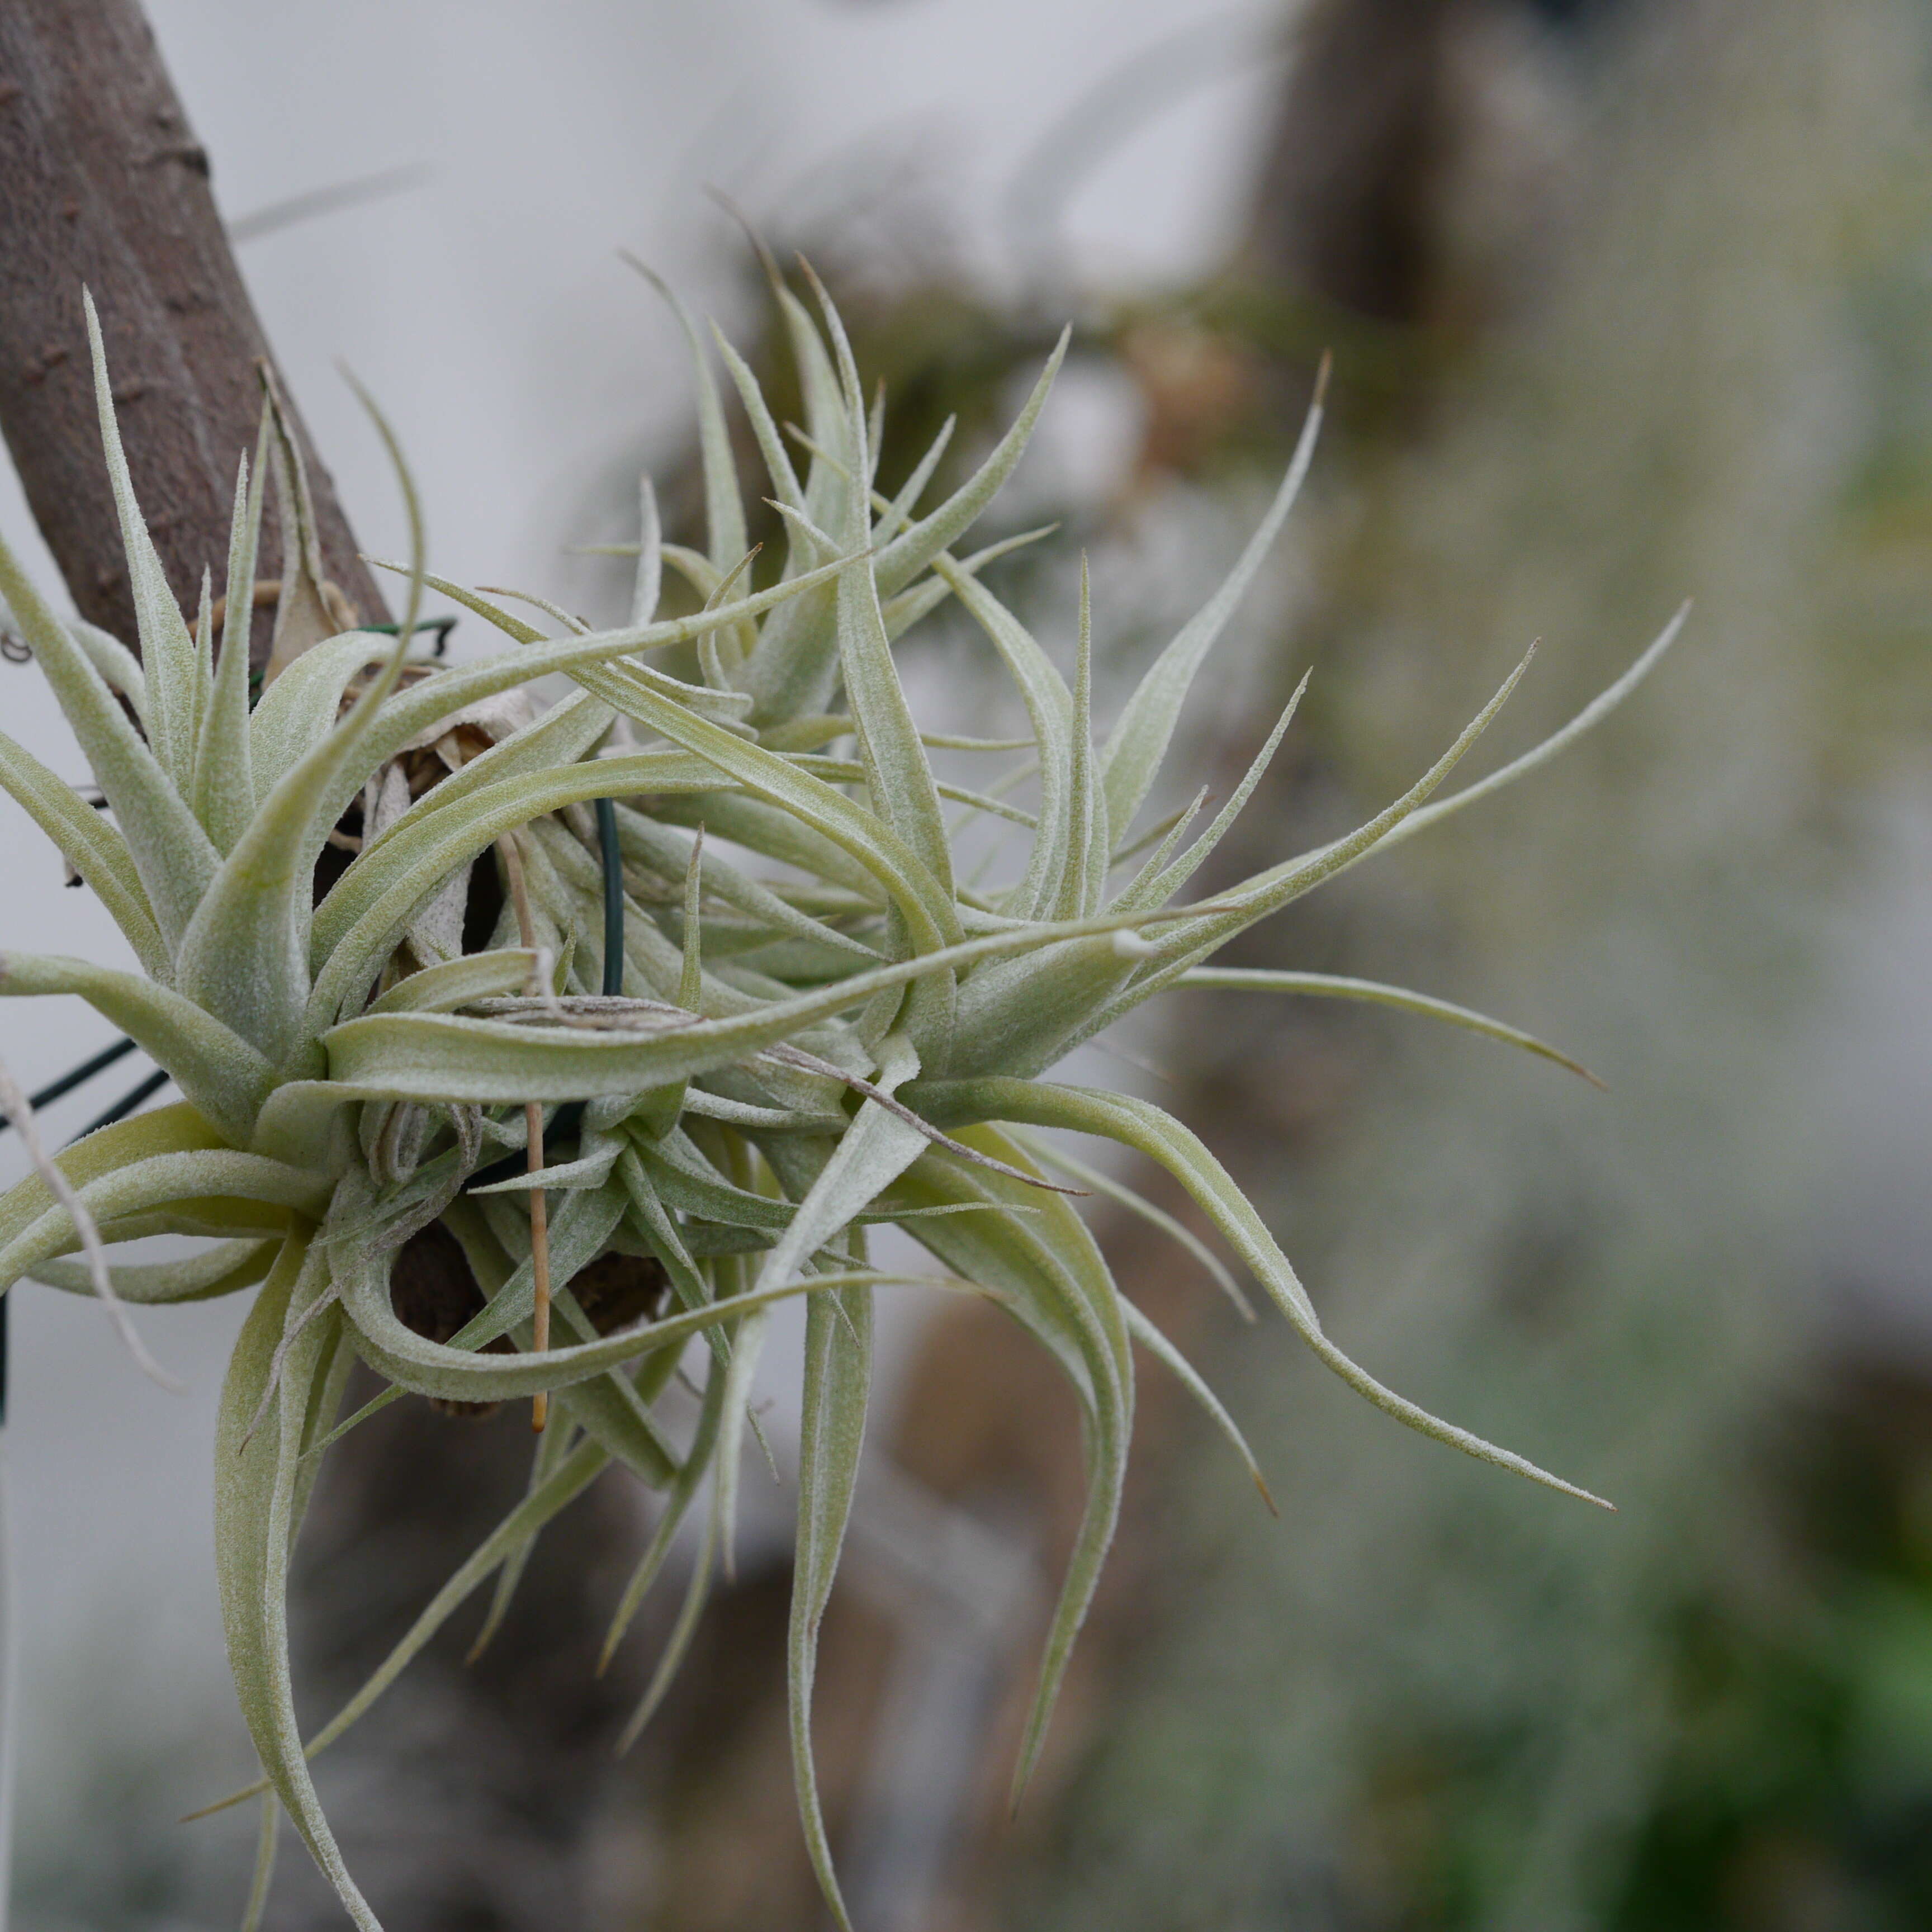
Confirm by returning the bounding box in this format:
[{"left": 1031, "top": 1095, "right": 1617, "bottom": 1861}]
[
  {"left": 0, "top": 1149, "right": 332, "bottom": 1294},
  {"left": 83, "top": 292, "right": 200, "bottom": 786},
  {"left": 835, "top": 543, "right": 954, "bottom": 899},
  {"left": 553, "top": 1361, "right": 679, "bottom": 1489},
  {"left": 774, "top": 283, "right": 849, "bottom": 522},
  {"left": 0, "top": 521, "right": 217, "bottom": 948},
  {"left": 178, "top": 380, "right": 429, "bottom": 1059},
  {"left": 738, "top": 284, "right": 871, "bottom": 719},
  {"left": 304, "top": 752, "right": 722, "bottom": 1029},
  {"left": 241, "top": 1794, "right": 278, "bottom": 1932},
  {"left": 1112, "top": 674, "right": 1307, "bottom": 915},
  {"left": 880, "top": 1126, "right": 1130, "bottom": 1803},
  {"left": 910, "top": 1077, "right": 1611, "bottom": 1510},
  {"left": 174, "top": 631, "right": 408, "bottom": 1060},
  {"left": 808, "top": 280, "right": 956, "bottom": 940},
  {"left": 68, "top": 618, "right": 148, "bottom": 723},
  {"left": 213, "top": 1239, "right": 379, "bottom": 1928},
  {"left": 1372, "top": 601, "right": 1689, "bottom": 855},
  {"left": 335, "top": 554, "right": 852, "bottom": 823},
  {"left": 624, "top": 258, "right": 748, "bottom": 576},
  {"left": 607, "top": 801, "right": 880, "bottom": 961},
  {"left": 879, "top": 523, "right": 1059, "bottom": 645},
  {"left": 193, "top": 449, "right": 262, "bottom": 853},
  {"left": 1119, "top": 1296, "right": 1272, "bottom": 1510},
  {"left": 0, "top": 1101, "right": 222, "bottom": 1252},
  {"left": 632, "top": 1134, "right": 795, "bottom": 1232},
  {"left": 562, "top": 660, "right": 962, "bottom": 953},
  {"left": 0, "top": 949, "right": 273, "bottom": 1142},
  {"left": 1086, "top": 647, "right": 1540, "bottom": 1035},
  {"left": 1006, "top": 1125, "right": 1249, "bottom": 1317},
  {"left": 318, "top": 911, "right": 1185, "bottom": 1109},
  {"left": 197, "top": 1407, "right": 609, "bottom": 1826},
  {"left": 1099, "top": 363, "right": 1325, "bottom": 837},
  {"left": 632, "top": 472, "right": 664, "bottom": 627},
  {"left": 872, "top": 330, "right": 1069, "bottom": 598},
  {"left": 616, "top": 1485, "right": 718, "bottom": 1751},
  {"left": 468, "top": 1415, "right": 590, "bottom": 1663},
  {"left": 319, "top": 679, "right": 653, "bottom": 940},
  {"left": 337, "top": 1233, "right": 896, "bottom": 1405},
  {"left": 931, "top": 559, "right": 1071, "bottom": 919},
  {"left": 247, "top": 632, "right": 395, "bottom": 801},
  {"left": 711, "top": 324, "right": 807, "bottom": 521},
  {"left": 1110, "top": 785, "right": 1205, "bottom": 900},
  {"left": 789, "top": 1267, "right": 873, "bottom": 1932},
  {"left": 1052, "top": 558, "right": 1110, "bottom": 920},
  {"left": 468, "top": 1139, "right": 622, "bottom": 1195},
  {"left": 0, "top": 728, "right": 165, "bottom": 976},
  {"left": 942, "top": 931, "right": 1140, "bottom": 1079},
  {"left": 643, "top": 790, "right": 887, "bottom": 903},
  {"left": 872, "top": 413, "right": 955, "bottom": 546},
  {"left": 666, "top": 541, "right": 760, "bottom": 688},
  {"left": 29, "top": 1235, "right": 273, "bottom": 1304},
  {"left": 1176, "top": 969, "right": 1603, "bottom": 1084},
  {"left": 363, "top": 949, "right": 538, "bottom": 1015},
  {"left": 600, "top": 1351, "right": 728, "bottom": 1666}
]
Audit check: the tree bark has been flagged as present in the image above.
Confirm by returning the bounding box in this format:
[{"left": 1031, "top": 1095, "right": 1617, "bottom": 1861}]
[{"left": 0, "top": 0, "right": 384, "bottom": 646}]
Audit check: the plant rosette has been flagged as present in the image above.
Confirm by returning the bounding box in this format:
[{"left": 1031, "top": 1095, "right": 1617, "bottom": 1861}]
[{"left": 0, "top": 273, "right": 1680, "bottom": 1930}]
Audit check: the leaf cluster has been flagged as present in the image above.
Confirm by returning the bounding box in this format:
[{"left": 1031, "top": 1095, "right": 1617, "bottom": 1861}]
[{"left": 0, "top": 274, "right": 1677, "bottom": 1929}]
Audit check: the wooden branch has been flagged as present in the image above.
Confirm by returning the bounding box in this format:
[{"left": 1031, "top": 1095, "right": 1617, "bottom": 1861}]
[{"left": 0, "top": 0, "right": 385, "bottom": 652}]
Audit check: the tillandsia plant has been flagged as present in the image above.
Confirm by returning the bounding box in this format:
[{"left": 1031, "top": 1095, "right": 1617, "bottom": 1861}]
[{"left": 0, "top": 268, "right": 1680, "bottom": 1930}]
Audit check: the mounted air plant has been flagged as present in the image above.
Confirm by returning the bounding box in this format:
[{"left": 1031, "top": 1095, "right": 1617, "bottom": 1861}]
[{"left": 0, "top": 268, "right": 1680, "bottom": 1930}]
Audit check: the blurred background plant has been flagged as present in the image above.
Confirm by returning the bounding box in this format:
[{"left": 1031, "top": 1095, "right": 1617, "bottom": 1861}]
[{"left": 8, "top": 0, "right": 1932, "bottom": 1928}]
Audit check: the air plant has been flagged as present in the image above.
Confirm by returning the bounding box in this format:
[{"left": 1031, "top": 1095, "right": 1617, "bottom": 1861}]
[{"left": 0, "top": 268, "right": 1679, "bottom": 1931}]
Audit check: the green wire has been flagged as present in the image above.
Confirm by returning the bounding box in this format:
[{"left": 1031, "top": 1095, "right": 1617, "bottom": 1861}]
[{"left": 595, "top": 798, "right": 624, "bottom": 997}]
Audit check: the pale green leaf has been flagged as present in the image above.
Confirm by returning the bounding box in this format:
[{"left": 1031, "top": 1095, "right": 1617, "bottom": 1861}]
[
  {"left": 1099, "top": 362, "right": 1325, "bottom": 837},
  {"left": 1176, "top": 969, "right": 1604, "bottom": 1085},
  {"left": 789, "top": 1268, "right": 873, "bottom": 1932},
  {"left": 83, "top": 292, "right": 200, "bottom": 786},
  {"left": 1119, "top": 1296, "right": 1273, "bottom": 1510},
  {"left": 1112, "top": 673, "right": 1307, "bottom": 914},
  {"left": 0, "top": 523, "right": 218, "bottom": 949},
  {"left": 880, "top": 1127, "right": 1131, "bottom": 1804},
  {"left": 194, "top": 446, "right": 263, "bottom": 853},
  {"left": 1006, "top": 1124, "right": 1250, "bottom": 1317},
  {"left": 0, "top": 728, "right": 165, "bottom": 976},
  {"left": 910, "top": 1078, "right": 1612, "bottom": 1510},
  {"left": 68, "top": 618, "right": 148, "bottom": 723},
  {"left": 0, "top": 1148, "right": 332, "bottom": 1295},
  {"left": 0, "top": 949, "right": 273, "bottom": 1143},
  {"left": 1372, "top": 600, "right": 1690, "bottom": 856},
  {"left": 931, "top": 559, "right": 1072, "bottom": 919},
  {"left": 29, "top": 1236, "right": 272, "bottom": 1304},
  {"left": 600, "top": 1351, "right": 728, "bottom": 1666},
  {"left": 364, "top": 949, "right": 539, "bottom": 1015},
  {"left": 872, "top": 330, "right": 1069, "bottom": 598},
  {"left": 213, "top": 1238, "right": 380, "bottom": 1928},
  {"left": 624, "top": 258, "right": 747, "bottom": 575}
]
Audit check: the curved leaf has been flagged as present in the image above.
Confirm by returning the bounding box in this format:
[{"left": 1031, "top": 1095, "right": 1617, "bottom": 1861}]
[
  {"left": 909, "top": 1078, "right": 1611, "bottom": 1510},
  {"left": 1099, "top": 364, "right": 1325, "bottom": 837},
  {"left": 0, "top": 1149, "right": 332, "bottom": 1295},
  {"left": 29, "top": 1237, "right": 273, "bottom": 1304},
  {"left": 0, "top": 729, "right": 164, "bottom": 975},
  {"left": 0, "top": 950, "right": 273, "bottom": 1142}
]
